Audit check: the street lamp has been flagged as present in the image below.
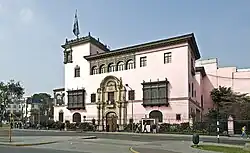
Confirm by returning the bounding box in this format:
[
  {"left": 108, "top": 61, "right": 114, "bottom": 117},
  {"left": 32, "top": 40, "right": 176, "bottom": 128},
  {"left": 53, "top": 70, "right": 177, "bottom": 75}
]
[
  {"left": 217, "top": 105, "right": 220, "bottom": 143},
  {"left": 125, "top": 84, "right": 134, "bottom": 132}
]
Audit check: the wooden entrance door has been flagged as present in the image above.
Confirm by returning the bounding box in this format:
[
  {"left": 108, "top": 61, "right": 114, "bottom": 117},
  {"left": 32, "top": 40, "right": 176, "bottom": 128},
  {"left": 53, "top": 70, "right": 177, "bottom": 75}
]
[{"left": 106, "top": 112, "right": 117, "bottom": 132}]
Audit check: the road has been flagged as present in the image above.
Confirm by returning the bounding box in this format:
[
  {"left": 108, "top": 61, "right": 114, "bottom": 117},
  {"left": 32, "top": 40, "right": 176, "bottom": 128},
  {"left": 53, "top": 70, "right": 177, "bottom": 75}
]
[
  {"left": 1, "top": 130, "right": 230, "bottom": 153},
  {"left": 12, "top": 129, "right": 250, "bottom": 145},
  {"left": 0, "top": 145, "right": 89, "bottom": 153}
]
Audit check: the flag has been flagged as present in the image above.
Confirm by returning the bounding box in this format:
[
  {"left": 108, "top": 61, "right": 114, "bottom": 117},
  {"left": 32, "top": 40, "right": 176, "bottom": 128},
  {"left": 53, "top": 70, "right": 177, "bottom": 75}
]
[{"left": 73, "top": 10, "right": 80, "bottom": 37}]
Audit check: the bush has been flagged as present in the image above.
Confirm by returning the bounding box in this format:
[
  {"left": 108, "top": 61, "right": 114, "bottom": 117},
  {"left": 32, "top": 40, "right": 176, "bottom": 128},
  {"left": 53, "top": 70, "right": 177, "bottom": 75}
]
[
  {"left": 68, "top": 123, "right": 76, "bottom": 130},
  {"left": 65, "top": 120, "right": 70, "bottom": 129},
  {"left": 79, "top": 122, "right": 93, "bottom": 131}
]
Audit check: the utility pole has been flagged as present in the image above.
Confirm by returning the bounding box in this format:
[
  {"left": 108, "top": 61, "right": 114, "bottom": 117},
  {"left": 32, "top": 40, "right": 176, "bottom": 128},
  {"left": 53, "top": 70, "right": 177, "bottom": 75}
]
[
  {"left": 217, "top": 105, "right": 220, "bottom": 143},
  {"left": 125, "top": 84, "right": 134, "bottom": 133}
]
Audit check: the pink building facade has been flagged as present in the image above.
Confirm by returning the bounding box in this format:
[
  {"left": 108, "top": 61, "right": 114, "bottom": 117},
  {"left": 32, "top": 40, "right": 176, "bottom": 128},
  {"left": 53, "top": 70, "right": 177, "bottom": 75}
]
[
  {"left": 196, "top": 58, "right": 250, "bottom": 115},
  {"left": 53, "top": 32, "right": 250, "bottom": 131}
]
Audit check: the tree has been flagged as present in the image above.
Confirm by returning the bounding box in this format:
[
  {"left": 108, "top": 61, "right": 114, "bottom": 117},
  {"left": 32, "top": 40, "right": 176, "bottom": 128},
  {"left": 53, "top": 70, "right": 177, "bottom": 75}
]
[
  {"left": 207, "top": 86, "right": 250, "bottom": 120},
  {"left": 0, "top": 80, "right": 25, "bottom": 125}
]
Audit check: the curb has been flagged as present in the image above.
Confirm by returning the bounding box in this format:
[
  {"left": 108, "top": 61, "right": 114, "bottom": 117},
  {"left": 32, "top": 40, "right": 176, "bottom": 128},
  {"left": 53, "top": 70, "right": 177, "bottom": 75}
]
[
  {"left": 81, "top": 136, "right": 97, "bottom": 139},
  {"left": 129, "top": 147, "right": 140, "bottom": 153},
  {"left": 0, "top": 141, "right": 58, "bottom": 146},
  {"left": 0, "top": 136, "right": 98, "bottom": 147}
]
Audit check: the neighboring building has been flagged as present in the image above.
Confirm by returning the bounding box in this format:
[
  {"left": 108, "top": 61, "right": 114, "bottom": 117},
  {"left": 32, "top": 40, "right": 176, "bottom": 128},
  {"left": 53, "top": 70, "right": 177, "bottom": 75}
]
[
  {"left": 6, "top": 102, "right": 23, "bottom": 115},
  {"left": 53, "top": 32, "right": 250, "bottom": 131},
  {"left": 24, "top": 96, "right": 40, "bottom": 122},
  {"left": 196, "top": 58, "right": 250, "bottom": 115},
  {"left": 54, "top": 33, "right": 203, "bottom": 131}
]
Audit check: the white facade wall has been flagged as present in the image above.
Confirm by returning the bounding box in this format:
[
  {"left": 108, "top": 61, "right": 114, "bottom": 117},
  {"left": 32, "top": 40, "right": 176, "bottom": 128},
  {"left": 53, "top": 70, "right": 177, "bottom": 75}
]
[{"left": 54, "top": 41, "right": 194, "bottom": 123}]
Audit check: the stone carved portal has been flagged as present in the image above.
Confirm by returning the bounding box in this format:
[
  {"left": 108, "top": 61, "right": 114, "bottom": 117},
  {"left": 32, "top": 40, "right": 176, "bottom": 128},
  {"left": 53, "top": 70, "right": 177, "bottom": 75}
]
[{"left": 97, "top": 75, "right": 127, "bottom": 131}]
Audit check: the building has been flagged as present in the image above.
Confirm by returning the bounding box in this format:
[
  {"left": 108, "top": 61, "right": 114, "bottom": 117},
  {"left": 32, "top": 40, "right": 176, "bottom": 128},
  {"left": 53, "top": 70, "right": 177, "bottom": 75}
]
[
  {"left": 195, "top": 58, "right": 250, "bottom": 115},
  {"left": 53, "top": 32, "right": 206, "bottom": 131},
  {"left": 53, "top": 32, "right": 250, "bottom": 131}
]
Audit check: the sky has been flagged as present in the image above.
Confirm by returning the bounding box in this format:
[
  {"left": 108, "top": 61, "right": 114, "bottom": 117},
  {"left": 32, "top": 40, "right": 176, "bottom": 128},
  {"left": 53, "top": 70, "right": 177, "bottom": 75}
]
[{"left": 0, "top": 0, "right": 250, "bottom": 96}]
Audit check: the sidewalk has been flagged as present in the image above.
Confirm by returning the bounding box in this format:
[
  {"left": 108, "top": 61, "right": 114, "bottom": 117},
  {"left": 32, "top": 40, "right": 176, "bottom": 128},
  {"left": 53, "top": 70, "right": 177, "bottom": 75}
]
[
  {"left": 0, "top": 136, "right": 97, "bottom": 146},
  {"left": 86, "top": 131, "right": 250, "bottom": 141},
  {"left": 130, "top": 141, "right": 220, "bottom": 153},
  {"left": 14, "top": 129, "right": 250, "bottom": 141}
]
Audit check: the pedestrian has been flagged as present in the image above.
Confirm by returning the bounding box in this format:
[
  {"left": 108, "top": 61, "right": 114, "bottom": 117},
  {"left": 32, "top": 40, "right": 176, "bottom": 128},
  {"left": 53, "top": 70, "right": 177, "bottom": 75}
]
[
  {"left": 241, "top": 125, "right": 247, "bottom": 138},
  {"left": 152, "top": 124, "right": 157, "bottom": 134},
  {"left": 143, "top": 122, "right": 148, "bottom": 133}
]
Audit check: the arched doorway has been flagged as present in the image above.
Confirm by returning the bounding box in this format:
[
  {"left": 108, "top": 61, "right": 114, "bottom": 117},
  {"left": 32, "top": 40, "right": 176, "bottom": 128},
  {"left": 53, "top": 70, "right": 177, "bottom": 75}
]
[
  {"left": 73, "top": 112, "right": 81, "bottom": 123},
  {"left": 106, "top": 112, "right": 117, "bottom": 132},
  {"left": 149, "top": 110, "right": 163, "bottom": 122},
  {"left": 59, "top": 111, "right": 64, "bottom": 122}
]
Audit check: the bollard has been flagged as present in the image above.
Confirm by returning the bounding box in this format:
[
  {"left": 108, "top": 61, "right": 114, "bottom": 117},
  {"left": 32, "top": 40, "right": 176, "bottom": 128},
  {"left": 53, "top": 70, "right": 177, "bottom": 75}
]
[{"left": 192, "top": 133, "right": 199, "bottom": 145}]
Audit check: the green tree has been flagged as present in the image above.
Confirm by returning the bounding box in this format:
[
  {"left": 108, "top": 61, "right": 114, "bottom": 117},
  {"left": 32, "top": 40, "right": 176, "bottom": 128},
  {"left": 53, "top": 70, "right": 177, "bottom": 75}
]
[
  {"left": 0, "top": 80, "right": 24, "bottom": 125},
  {"left": 208, "top": 86, "right": 250, "bottom": 120}
]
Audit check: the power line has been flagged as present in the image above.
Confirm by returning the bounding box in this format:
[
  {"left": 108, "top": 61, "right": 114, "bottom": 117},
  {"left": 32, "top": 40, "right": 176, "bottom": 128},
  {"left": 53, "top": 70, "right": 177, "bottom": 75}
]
[{"left": 206, "top": 73, "right": 250, "bottom": 80}]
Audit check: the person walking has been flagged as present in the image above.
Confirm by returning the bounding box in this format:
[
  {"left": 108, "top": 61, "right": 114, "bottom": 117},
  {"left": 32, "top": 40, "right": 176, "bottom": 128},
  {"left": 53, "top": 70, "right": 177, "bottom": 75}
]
[
  {"left": 241, "top": 125, "right": 247, "bottom": 138},
  {"left": 143, "top": 122, "right": 148, "bottom": 133}
]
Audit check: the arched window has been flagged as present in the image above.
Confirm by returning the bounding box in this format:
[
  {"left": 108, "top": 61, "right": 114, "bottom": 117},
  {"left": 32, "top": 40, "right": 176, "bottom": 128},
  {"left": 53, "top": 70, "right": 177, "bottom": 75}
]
[
  {"left": 108, "top": 63, "right": 115, "bottom": 72},
  {"left": 73, "top": 112, "right": 81, "bottom": 123},
  {"left": 126, "top": 60, "right": 134, "bottom": 70},
  {"left": 149, "top": 110, "right": 163, "bottom": 122},
  {"left": 99, "top": 64, "right": 106, "bottom": 74},
  {"left": 59, "top": 111, "right": 64, "bottom": 122},
  {"left": 91, "top": 66, "right": 98, "bottom": 75},
  {"left": 117, "top": 61, "right": 125, "bottom": 71}
]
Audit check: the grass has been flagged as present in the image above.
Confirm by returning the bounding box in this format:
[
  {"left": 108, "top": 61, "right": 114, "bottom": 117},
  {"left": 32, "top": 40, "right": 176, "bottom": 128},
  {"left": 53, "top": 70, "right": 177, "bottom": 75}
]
[{"left": 192, "top": 145, "right": 250, "bottom": 153}]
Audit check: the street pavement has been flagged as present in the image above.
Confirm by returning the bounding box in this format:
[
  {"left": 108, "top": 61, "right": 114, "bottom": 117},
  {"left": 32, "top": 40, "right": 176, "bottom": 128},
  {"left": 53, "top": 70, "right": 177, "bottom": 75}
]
[
  {"left": 12, "top": 129, "right": 250, "bottom": 145},
  {"left": 2, "top": 129, "right": 244, "bottom": 153},
  {"left": 0, "top": 145, "right": 90, "bottom": 153},
  {"left": 10, "top": 137, "right": 218, "bottom": 153}
]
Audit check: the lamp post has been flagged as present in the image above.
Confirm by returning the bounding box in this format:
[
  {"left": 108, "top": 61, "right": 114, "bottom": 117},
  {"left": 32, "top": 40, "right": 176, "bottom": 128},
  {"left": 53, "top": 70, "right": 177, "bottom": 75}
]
[
  {"left": 217, "top": 105, "right": 220, "bottom": 143},
  {"left": 125, "top": 84, "right": 134, "bottom": 133}
]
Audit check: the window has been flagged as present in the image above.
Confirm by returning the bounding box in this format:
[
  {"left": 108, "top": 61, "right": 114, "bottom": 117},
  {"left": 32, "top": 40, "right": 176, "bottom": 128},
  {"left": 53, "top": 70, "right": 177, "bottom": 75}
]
[
  {"left": 194, "top": 90, "right": 196, "bottom": 97},
  {"left": 191, "top": 83, "right": 194, "bottom": 97},
  {"left": 126, "top": 60, "right": 134, "bottom": 70},
  {"left": 74, "top": 66, "right": 80, "bottom": 77},
  {"left": 107, "top": 92, "right": 115, "bottom": 104},
  {"left": 128, "top": 90, "right": 135, "bottom": 100},
  {"left": 188, "top": 83, "right": 190, "bottom": 93},
  {"left": 117, "top": 61, "right": 125, "bottom": 71},
  {"left": 91, "top": 93, "right": 96, "bottom": 103},
  {"left": 140, "top": 57, "right": 147, "bottom": 67},
  {"left": 176, "top": 114, "right": 181, "bottom": 121},
  {"left": 164, "top": 52, "right": 172, "bottom": 64},
  {"left": 59, "top": 111, "right": 64, "bottom": 122},
  {"left": 64, "top": 49, "right": 73, "bottom": 64},
  {"left": 99, "top": 64, "right": 106, "bottom": 73},
  {"left": 108, "top": 63, "right": 115, "bottom": 72},
  {"left": 91, "top": 66, "right": 98, "bottom": 75},
  {"left": 67, "top": 89, "right": 85, "bottom": 109},
  {"left": 201, "top": 95, "right": 203, "bottom": 108},
  {"left": 191, "top": 58, "right": 195, "bottom": 75},
  {"left": 142, "top": 79, "right": 169, "bottom": 107}
]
